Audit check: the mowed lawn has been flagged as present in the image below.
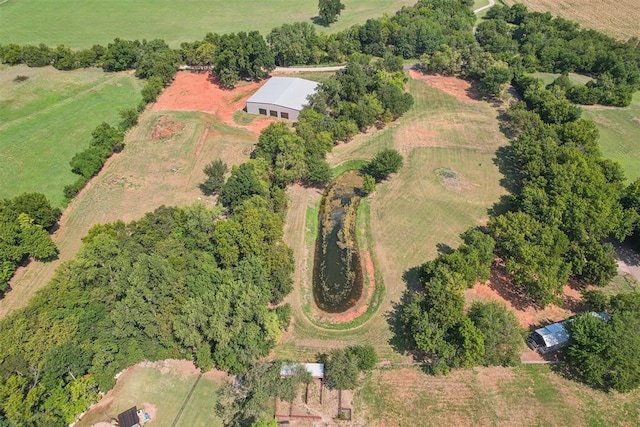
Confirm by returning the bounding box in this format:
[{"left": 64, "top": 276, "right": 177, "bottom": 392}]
[
  {"left": 0, "top": 0, "right": 415, "bottom": 49},
  {"left": 583, "top": 93, "right": 640, "bottom": 182},
  {"left": 76, "top": 361, "right": 225, "bottom": 427},
  {"left": 502, "top": 0, "right": 640, "bottom": 41},
  {"left": 0, "top": 110, "right": 256, "bottom": 320},
  {"left": 277, "top": 74, "right": 508, "bottom": 362},
  {"left": 356, "top": 365, "right": 640, "bottom": 426},
  {"left": 0, "top": 65, "right": 141, "bottom": 206}
]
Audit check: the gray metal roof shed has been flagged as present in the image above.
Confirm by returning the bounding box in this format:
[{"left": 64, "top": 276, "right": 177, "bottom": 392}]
[
  {"left": 247, "top": 77, "right": 319, "bottom": 111},
  {"left": 280, "top": 363, "right": 324, "bottom": 379}
]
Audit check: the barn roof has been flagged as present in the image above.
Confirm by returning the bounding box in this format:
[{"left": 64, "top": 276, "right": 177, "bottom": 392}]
[
  {"left": 280, "top": 363, "right": 324, "bottom": 378},
  {"left": 117, "top": 406, "right": 139, "bottom": 427},
  {"left": 247, "top": 77, "right": 319, "bottom": 111}
]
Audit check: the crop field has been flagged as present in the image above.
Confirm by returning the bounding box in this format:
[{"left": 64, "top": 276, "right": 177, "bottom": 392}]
[
  {"left": 277, "top": 71, "right": 508, "bottom": 362},
  {"left": 76, "top": 360, "right": 226, "bottom": 427},
  {"left": 583, "top": 93, "right": 640, "bottom": 182},
  {"left": 0, "top": 108, "right": 257, "bottom": 319},
  {"left": 355, "top": 365, "right": 640, "bottom": 426},
  {"left": 0, "top": 0, "right": 415, "bottom": 49},
  {"left": 0, "top": 65, "right": 141, "bottom": 206},
  {"left": 501, "top": 0, "right": 640, "bottom": 41}
]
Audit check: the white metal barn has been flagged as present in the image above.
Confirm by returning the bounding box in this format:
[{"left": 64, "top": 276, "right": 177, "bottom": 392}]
[{"left": 246, "top": 77, "right": 319, "bottom": 122}]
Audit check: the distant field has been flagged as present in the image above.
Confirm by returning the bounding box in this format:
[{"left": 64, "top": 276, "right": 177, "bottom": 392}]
[
  {"left": 0, "top": 65, "right": 141, "bottom": 206},
  {"left": 583, "top": 93, "right": 640, "bottom": 182},
  {"left": 356, "top": 365, "right": 640, "bottom": 426},
  {"left": 278, "top": 72, "right": 508, "bottom": 362},
  {"left": 532, "top": 72, "right": 593, "bottom": 86},
  {"left": 76, "top": 360, "right": 225, "bottom": 427},
  {"left": 502, "top": 0, "right": 640, "bottom": 41},
  {"left": 0, "top": 0, "right": 415, "bottom": 49}
]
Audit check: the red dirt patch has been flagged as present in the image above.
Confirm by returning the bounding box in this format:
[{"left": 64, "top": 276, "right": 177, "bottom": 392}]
[
  {"left": 465, "top": 269, "right": 581, "bottom": 330},
  {"left": 150, "top": 115, "right": 185, "bottom": 140},
  {"left": 152, "top": 72, "right": 275, "bottom": 134},
  {"left": 409, "top": 69, "right": 481, "bottom": 103}
]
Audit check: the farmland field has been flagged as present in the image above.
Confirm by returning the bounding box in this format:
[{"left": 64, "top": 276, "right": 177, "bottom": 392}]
[
  {"left": 76, "top": 360, "right": 226, "bottom": 427},
  {"left": 0, "top": 65, "right": 141, "bottom": 206},
  {"left": 0, "top": 0, "right": 415, "bottom": 49},
  {"left": 355, "top": 365, "right": 640, "bottom": 426},
  {"left": 502, "top": 0, "right": 640, "bottom": 41},
  {"left": 277, "top": 71, "right": 509, "bottom": 362}
]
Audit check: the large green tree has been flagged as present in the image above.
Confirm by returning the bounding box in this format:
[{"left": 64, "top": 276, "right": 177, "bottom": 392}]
[{"left": 318, "top": 0, "right": 345, "bottom": 25}]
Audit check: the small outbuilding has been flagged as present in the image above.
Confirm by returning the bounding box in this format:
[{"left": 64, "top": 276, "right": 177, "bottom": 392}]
[
  {"left": 117, "top": 406, "right": 140, "bottom": 427},
  {"left": 246, "top": 77, "right": 319, "bottom": 122},
  {"left": 527, "top": 312, "right": 609, "bottom": 354},
  {"left": 280, "top": 363, "right": 324, "bottom": 379}
]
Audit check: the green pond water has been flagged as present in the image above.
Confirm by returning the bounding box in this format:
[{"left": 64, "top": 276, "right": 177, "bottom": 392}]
[{"left": 312, "top": 170, "right": 364, "bottom": 313}]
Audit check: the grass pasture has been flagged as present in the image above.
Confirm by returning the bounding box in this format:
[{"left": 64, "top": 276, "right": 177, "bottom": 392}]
[
  {"left": 583, "top": 93, "right": 640, "bottom": 182},
  {"left": 278, "top": 72, "right": 508, "bottom": 362},
  {"left": 501, "top": 0, "right": 640, "bottom": 41},
  {"left": 76, "top": 360, "right": 225, "bottom": 427},
  {"left": 356, "top": 365, "right": 640, "bottom": 426},
  {"left": 0, "top": 110, "right": 257, "bottom": 319},
  {"left": 0, "top": 65, "right": 141, "bottom": 206},
  {"left": 0, "top": 0, "right": 416, "bottom": 49}
]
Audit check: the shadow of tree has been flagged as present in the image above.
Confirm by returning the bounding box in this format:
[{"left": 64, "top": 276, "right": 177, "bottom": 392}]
[
  {"left": 310, "top": 16, "right": 329, "bottom": 27},
  {"left": 487, "top": 265, "right": 540, "bottom": 311}
]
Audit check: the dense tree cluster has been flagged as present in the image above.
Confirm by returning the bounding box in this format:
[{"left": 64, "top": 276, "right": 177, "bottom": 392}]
[
  {"left": 322, "top": 345, "right": 377, "bottom": 390},
  {"left": 488, "top": 75, "right": 634, "bottom": 306},
  {"left": 363, "top": 149, "right": 404, "bottom": 181},
  {"left": 0, "top": 194, "right": 60, "bottom": 296},
  {"left": 566, "top": 293, "right": 640, "bottom": 392},
  {"left": 478, "top": 4, "right": 640, "bottom": 106},
  {"left": 0, "top": 195, "right": 293, "bottom": 424},
  {"left": 400, "top": 230, "right": 525, "bottom": 373}
]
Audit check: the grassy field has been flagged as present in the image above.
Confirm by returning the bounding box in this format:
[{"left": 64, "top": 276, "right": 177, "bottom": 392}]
[
  {"left": 501, "top": 0, "right": 640, "bottom": 41},
  {"left": 0, "top": 0, "right": 415, "bottom": 49},
  {"left": 76, "top": 361, "right": 225, "bottom": 427},
  {"left": 583, "top": 92, "right": 640, "bottom": 182},
  {"left": 0, "top": 110, "right": 256, "bottom": 319},
  {"left": 277, "top": 72, "right": 508, "bottom": 362},
  {"left": 355, "top": 365, "right": 640, "bottom": 426},
  {"left": 533, "top": 71, "right": 593, "bottom": 86},
  {"left": 0, "top": 65, "right": 141, "bottom": 206}
]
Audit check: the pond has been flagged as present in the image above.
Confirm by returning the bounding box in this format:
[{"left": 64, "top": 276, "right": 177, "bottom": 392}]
[{"left": 312, "top": 170, "right": 365, "bottom": 313}]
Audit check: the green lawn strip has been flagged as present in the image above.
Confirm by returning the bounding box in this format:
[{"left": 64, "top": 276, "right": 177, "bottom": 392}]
[
  {"left": 0, "top": 0, "right": 416, "bottom": 49},
  {"left": 76, "top": 367, "right": 198, "bottom": 427},
  {"left": 532, "top": 71, "right": 594, "bottom": 86},
  {"left": 175, "top": 375, "right": 224, "bottom": 427},
  {"left": 0, "top": 66, "right": 141, "bottom": 206},
  {"left": 583, "top": 92, "right": 640, "bottom": 182}
]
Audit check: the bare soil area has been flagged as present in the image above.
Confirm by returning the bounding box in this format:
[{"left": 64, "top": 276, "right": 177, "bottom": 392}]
[
  {"left": 409, "top": 70, "right": 482, "bottom": 103},
  {"left": 152, "top": 72, "right": 274, "bottom": 135}
]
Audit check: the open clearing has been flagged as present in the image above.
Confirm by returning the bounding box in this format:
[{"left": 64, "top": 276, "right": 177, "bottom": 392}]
[
  {"left": 0, "top": 0, "right": 415, "bottom": 49},
  {"left": 0, "top": 65, "right": 141, "bottom": 206},
  {"left": 1, "top": 73, "right": 262, "bottom": 319},
  {"left": 501, "top": 0, "right": 640, "bottom": 41},
  {"left": 356, "top": 365, "right": 640, "bottom": 426},
  {"left": 583, "top": 92, "right": 640, "bottom": 182},
  {"left": 277, "top": 70, "right": 509, "bottom": 362},
  {"left": 76, "top": 360, "right": 227, "bottom": 427}
]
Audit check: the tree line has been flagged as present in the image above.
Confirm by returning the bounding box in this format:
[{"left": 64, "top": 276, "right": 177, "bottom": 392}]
[
  {"left": 477, "top": 4, "right": 640, "bottom": 106},
  {"left": 0, "top": 194, "right": 60, "bottom": 297}
]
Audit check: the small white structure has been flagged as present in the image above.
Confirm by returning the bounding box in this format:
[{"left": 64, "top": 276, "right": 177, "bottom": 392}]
[
  {"left": 280, "top": 363, "right": 324, "bottom": 379},
  {"left": 246, "top": 77, "right": 319, "bottom": 122},
  {"left": 527, "top": 312, "right": 609, "bottom": 354}
]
